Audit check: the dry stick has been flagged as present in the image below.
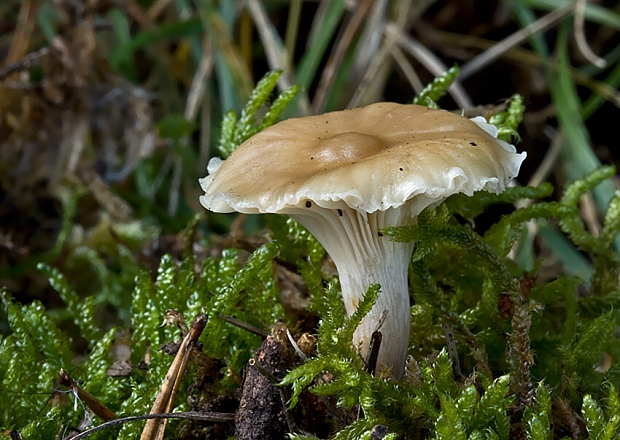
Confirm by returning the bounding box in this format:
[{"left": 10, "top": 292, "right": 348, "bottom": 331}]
[
  {"left": 0, "top": 47, "right": 50, "bottom": 82},
  {"left": 66, "top": 412, "right": 235, "bottom": 440},
  {"left": 59, "top": 369, "right": 118, "bottom": 422},
  {"left": 459, "top": 1, "right": 577, "bottom": 81},
  {"left": 384, "top": 23, "right": 472, "bottom": 109},
  {"left": 574, "top": 0, "right": 607, "bottom": 68},
  {"left": 140, "top": 314, "right": 208, "bottom": 440},
  {"left": 244, "top": 0, "right": 311, "bottom": 116},
  {"left": 364, "top": 310, "right": 388, "bottom": 374},
  {"left": 220, "top": 314, "right": 270, "bottom": 338},
  {"left": 312, "top": 0, "right": 375, "bottom": 115}
]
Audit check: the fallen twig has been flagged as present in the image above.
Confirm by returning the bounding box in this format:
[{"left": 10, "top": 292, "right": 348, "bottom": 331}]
[{"left": 140, "top": 314, "right": 208, "bottom": 440}]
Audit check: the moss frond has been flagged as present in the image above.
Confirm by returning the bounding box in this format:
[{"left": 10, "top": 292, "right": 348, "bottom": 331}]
[
  {"left": 600, "top": 190, "right": 620, "bottom": 248},
  {"left": 446, "top": 183, "right": 553, "bottom": 221},
  {"left": 523, "top": 382, "right": 552, "bottom": 440},
  {"left": 413, "top": 65, "right": 460, "bottom": 107},
  {"left": 489, "top": 94, "right": 525, "bottom": 143},
  {"left": 218, "top": 70, "right": 300, "bottom": 157},
  {"left": 38, "top": 262, "right": 102, "bottom": 347}
]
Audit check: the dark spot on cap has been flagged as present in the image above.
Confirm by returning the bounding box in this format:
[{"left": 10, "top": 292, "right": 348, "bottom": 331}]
[
  {"left": 399, "top": 167, "right": 404, "bottom": 171},
  {"left": 470, "top": 141, "right": 477, "bottom": 146},
  {"left": 337, "top": 209, "right": 343, "bottom": 217},
  {"left": 305, "top": 201, "right": 312, "bottom": 208},
  {"left": 310, "top": 157, "right": 314, "bottom": 160}
]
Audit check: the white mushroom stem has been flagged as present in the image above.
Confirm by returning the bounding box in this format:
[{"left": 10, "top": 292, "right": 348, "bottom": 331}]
[{"left": 290, "top": 203, "right": 417, "bottom": 379}]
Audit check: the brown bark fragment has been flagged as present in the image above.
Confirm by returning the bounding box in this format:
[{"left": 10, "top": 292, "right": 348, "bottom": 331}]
[{"left": 235, "top": 336, "right": 294, "bottom": 440}]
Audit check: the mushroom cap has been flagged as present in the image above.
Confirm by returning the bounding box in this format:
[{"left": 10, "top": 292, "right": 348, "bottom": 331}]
[{"left": 199, "top": 102, "right": 526, "bottom": 215}]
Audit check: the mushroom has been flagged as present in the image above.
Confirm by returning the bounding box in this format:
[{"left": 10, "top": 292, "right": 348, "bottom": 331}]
[{"left": 199, "top": 102, "right": 526, "bottom": 379}]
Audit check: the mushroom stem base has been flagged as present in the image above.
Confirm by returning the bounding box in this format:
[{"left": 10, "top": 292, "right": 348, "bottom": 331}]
[{"left": 338, "top": 248, "right": 412, "bottom": 379}]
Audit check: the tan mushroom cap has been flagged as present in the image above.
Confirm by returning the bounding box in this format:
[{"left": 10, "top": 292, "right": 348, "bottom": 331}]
[{"left": 200, "top": 102, "right": 525, "bottom": 215}]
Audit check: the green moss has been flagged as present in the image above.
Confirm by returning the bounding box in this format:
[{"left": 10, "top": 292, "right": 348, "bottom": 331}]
[
  {"left": 412, "top": 65, "right": 460, "bottom": 108},
  {"left": 3, "top": 71, "right": 620, "bottom": 439}
]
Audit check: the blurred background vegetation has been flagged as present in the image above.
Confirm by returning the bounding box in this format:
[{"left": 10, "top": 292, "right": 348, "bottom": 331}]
[
  {"left": 1, "top": 0, "right": 619, "bottom": 309},
  {"left": 0, "top": 0, "right": 620, "bottom": 438}
]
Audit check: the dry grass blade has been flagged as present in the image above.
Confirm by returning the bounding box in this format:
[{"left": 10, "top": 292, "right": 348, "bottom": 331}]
[
  {"left": 574, "top": 0, "right": 607, "bottom": 68},
  {"left": 221, "top": 314, "right": 269, "bottom": 338},
  {"left": 349, "top": 0, "right": 389, "bottom": 81},
  {"left": 124, "top": 0, "right": 160, "bottom": 31},
  {"left": 348, "top": 26, "right": 397, "bottom": 108},
  {"left": 389, "top": 45, "right": 424, "bottom": 93},
  {"left": 529, "top": 126, "right": 564, "bottom": 189},
  {"left": 5, "top": 1, "right": 37, "bottom": 65},
  {"left": 76, "top": 164, "right": 134, "bottom": 221},
  {"left": 285, "top": 0, "right": 303, "bottom": 62},
  {"left": 185, "top": 36, "right": 213, "bottom": 128},
  {"left": 244, "top": 0, "right": 310, "bottom": 116},
  {"left": 59, "top": 369, "right": 118, "bottom": 422},
  {"left": 432, "top": 29, "right": 620, "bottom": 109},
  {"left": 244, "top": 0, "right": 288, "bottom": 73},
  {"left": 0, "top": 47, "right": 50, "bottom": 81},
  {"left": 68, "top": 412, "right": 235, "bottom": 440},
  {"left": 201, "top": 9, "right": 253, "bottom": 101},
  {"left": 458, "top": 1, "right": 576, "bottom": 80},
  {"left": 312, "top": 0, "right": 374, "bottom": 114},
  {"left": 147, "top": 0, "right": 173, "bottom": 20},
  {"left": 199, "top": 97, "right": 212, "bottom": 173},
  {"left": 140, "top": 314, "right": 208, "bottom": 440},
  {"left": 385, "top": 22, "right": 472, "bottom": 108},
  {"left": 581, "top": 192, "right": 602, "bottom": 237},
  {"left": 168, "top": 35, "right": 214, "bottom": 215}
]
